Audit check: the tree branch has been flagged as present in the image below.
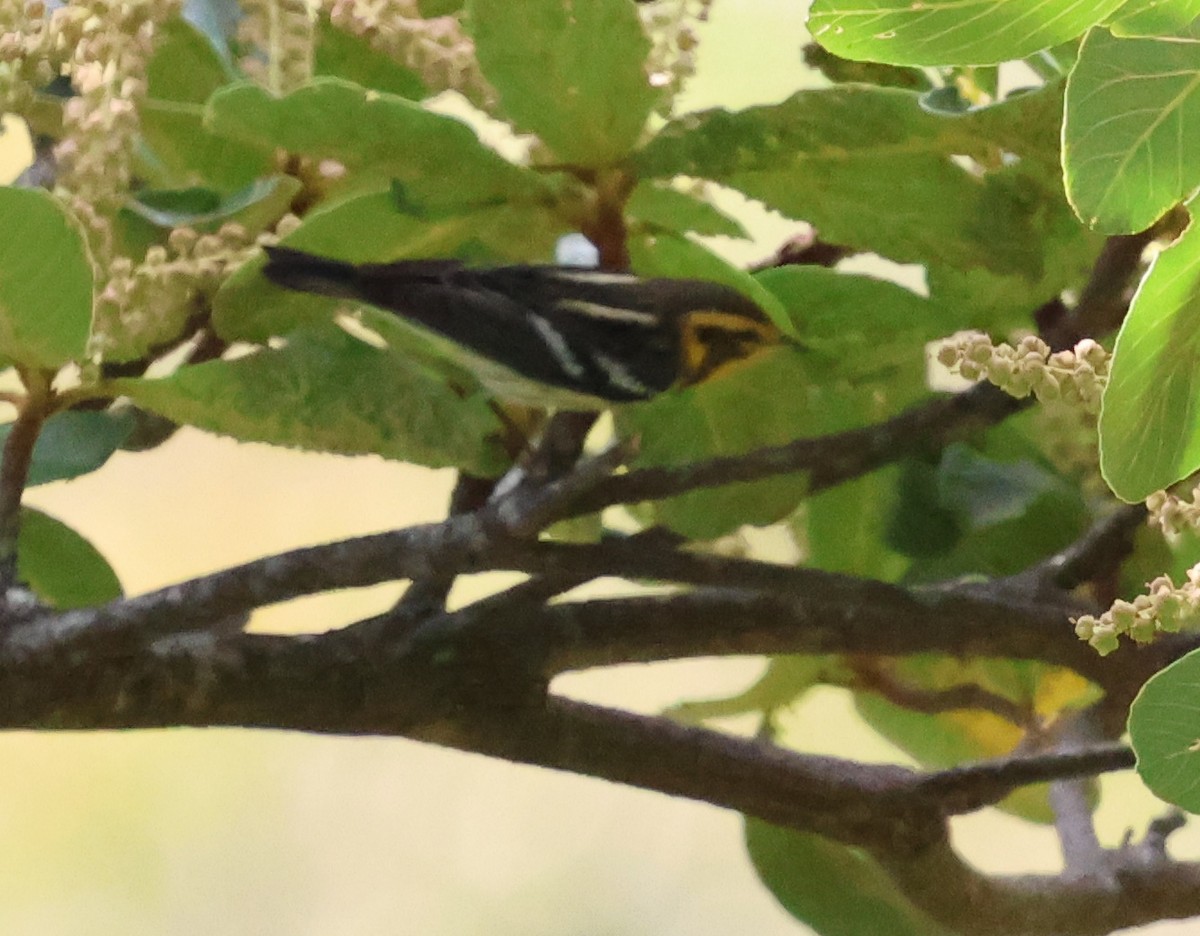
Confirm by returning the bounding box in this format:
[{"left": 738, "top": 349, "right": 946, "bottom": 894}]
[{"left": 567, "top": 383, "right": 1024, "bottom": 516}]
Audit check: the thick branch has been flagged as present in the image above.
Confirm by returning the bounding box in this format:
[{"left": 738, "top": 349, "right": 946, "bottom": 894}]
[
  {"left": 879, "top": 836, "right": 1200, "bottom": 936},
  {"left": 7, "top": 516, "right": 1189, "bottom": 696},
  {"left": 0, "top": 620, "right": 1175, "bottom": 936}
]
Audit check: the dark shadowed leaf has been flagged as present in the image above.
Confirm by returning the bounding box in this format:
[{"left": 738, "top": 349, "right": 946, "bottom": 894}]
[{"left": 19, "top": 508, "right": 122, "bottom": 609}]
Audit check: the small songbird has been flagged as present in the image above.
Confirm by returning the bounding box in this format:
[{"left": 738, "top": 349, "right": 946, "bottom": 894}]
[{"left": 261, "top": 245, "right": 784, "bottom": 409}]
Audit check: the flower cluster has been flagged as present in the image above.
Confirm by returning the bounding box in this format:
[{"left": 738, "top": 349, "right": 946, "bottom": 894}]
[
  {"left": 640, "top": 0, "right": 714, "bottom": 116},
  {"left": 55, "top": 0, "right": 177, "bottom": 219},
  {"left": 1147, "top": 486, "right": 1200, "bottom": 539},
  {"left": 3, "top": 0, "right": 175, "bottom": 221},
  {"left": 1, "top": 1, "right": 65, "bottom": 114},
  {"left": 93, "top": 222, "right": 258, "bottom": 362},
  {"left": 239, "top": 0, "right": 314, "bottom": 94},
  {"left": 324, "top": 0, "right": 494, "bottom": 108},
  {"left": 936, "top": 331, "right": 1109, "bottom": 413},
  {"left": 1074, "top": 567, "right": 1200, "bottom": 655}
]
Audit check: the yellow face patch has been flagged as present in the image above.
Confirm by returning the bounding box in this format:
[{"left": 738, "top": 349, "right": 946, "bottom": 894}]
[{"left": 678, "top": 309, "right": 781, "bottom": 386}]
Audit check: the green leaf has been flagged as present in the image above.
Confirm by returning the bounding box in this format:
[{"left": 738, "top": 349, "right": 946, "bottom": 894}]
[
  {"left": 630, "top": 231, "right": 788, "bottom": 331},
  {"left": 755, "top": 265, "right": 959, "bottom": 375},
  {"left": 314, "top": 18, "right": 427, "bottom": 99},
  {"left": 181, "top": 0, "right": 239, "bottom": 60},
  {"left": 854, "top": 658, "right": 1097, "bottom": 822},
  {"left": 889, "top": 441, "right": 1089, "bottom": 578},
  {"left": 0, "top": 187, "right": 93, "bottom": 369},
  {"left": 122, "top": 176, "right": 302, "bottom": 235},
  {"left": 18, "top": 508, "right": 122, "bottom": 609},
  {"left": 667, "top": 656, "right": 837, "bottom": 724},
  {"left": 112, "top": 323, "right": 509, "bottom": 476},
  {"left": 1064, "top": 27, "right": 1200, "bottom": 233},
  {"left": 806, "top": 469, "right": 907, "bottom": 580},
  {"left": 637, "top": 86, "right": 1074, "bottom": 277},
  {"left": 141, "top": 18, "right": 272, "bottom": 189},
  {"left": 1110, "top": 0, "right": 1200, "bottom": 37},
  {"left": 205, "top": 78, "right": 545, "bottom": 212},
  {"left": 1129, "top": 648, "right": 1200, "bottom": 812},
  {"left": 808, "top": 0, "right": 1124, "bottom": 67},
  {"left": 467, "top": 0, "right": 658, "bottom": 165},
  {"left": 745, "top": 819, "right": 954, "bottom": 936},
  {"left": 1099, "top": 220, "right": 1200, "bottom": 501},
  {"left": 140, "top": 102, "right": 275, "bottom": 190},
  {"left": 148, "top": 16, "right": 238, "bottom": 104},
  {"left": 626, "top": 182, "right": 749, "bottom": 239},
  {"left": 0, "top": 410, "right": 135, "bottom": 486}
]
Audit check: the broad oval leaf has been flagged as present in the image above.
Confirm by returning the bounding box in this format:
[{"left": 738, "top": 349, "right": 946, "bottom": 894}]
[
  {"left": 637, "top": 85, "right": 1076, "bottom": 283},
  {"left": 1099, "top": 219, "right": 1200, "bottom": 501},
  {"left": 205, "top": 78, "right": 545, "bottom": 212},
  {"left": 1110, "top": 0, "right": 1200, "bottom": 38},
  {"left": 854, "top": 658, "right": 1097, "bottom": 822},
  {"left": 314, "top": 18, "right": 426, "bottom": 99},
  {"left": 0, "top": 187, "right": 93, "bottom": 369},
  {"left": 0, "top": 410, "right": 135, "bottom": 487},
  {"left": 1129, "top": 647, "right": 1200, "bottom": 812},
  {"left": 467, "top": 0, "right": 659, "bottom": 165},
  {"left": 745, "top": 819, "right": 954, "bottom": 936},
  {"left": 19, "top": 508, "right": 122, "bottom": 609},
  {"left": 808, "top": 0, "right": 1123, "bottom": 67},
  {"left": 113, "top": 324, "right": 508, "bottom": 476},
  {"left": 141, "top": 16, "right": 271, "bottom": 189},
  {"left": 1064, "top": 27, "right": 1200, "bottom": 233}
]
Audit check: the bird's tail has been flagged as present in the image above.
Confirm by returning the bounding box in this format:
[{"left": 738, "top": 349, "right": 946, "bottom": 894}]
[{"left": 261, "top": 245, "right": 363, "bottom": 300}]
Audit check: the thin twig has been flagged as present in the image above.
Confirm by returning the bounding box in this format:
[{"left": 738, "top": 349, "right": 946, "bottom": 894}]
[
  {"left": 911, "top": 743, "right": 1134, "bottom": 815},
  {"left": 566, "top": 383, "right": 1024, "bottom": 516}
]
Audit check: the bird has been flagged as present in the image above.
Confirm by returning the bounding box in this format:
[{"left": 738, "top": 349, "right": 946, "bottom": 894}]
[{"left": 260, "top": 244, "right": 786, "bottom": 409}]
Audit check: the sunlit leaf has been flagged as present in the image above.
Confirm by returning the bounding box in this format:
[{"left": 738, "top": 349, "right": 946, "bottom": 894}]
[
  {"left": 1064, "top": 27, "right": 1200, "bottom": 233},
  {"left": 808, "top": 0, "right": 1124, "bottom": 66},
  {"left": 1129, "top": 648, "right": 1200, "bottom": 812},
  {"left": 1099, "top": 220, "right": 1200, "bottom": 500}
]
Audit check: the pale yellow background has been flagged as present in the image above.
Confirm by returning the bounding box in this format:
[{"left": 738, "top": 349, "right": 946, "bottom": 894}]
[{"left": 1, "top": 2, "right": 1196, "bottom": 934}]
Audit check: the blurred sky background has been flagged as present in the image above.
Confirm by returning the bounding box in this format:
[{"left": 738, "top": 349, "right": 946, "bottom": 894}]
[{"left": 0, "top": 1, "right": 1195, "bottom": 934}]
